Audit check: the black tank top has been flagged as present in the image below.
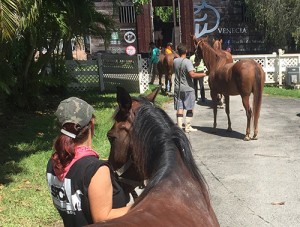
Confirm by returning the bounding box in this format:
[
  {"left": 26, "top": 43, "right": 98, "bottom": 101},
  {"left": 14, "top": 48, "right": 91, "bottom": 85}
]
[{"left": 46, "top": 156, "right": 129, "bottom": 227}]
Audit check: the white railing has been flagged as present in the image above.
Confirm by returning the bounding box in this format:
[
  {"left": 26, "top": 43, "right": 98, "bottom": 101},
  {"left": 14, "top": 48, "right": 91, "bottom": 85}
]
[
  {"left": 232, "top": 50, "right": 300, "bottom": 85},
  {"left": 142, "top": 50, "right": 300, "bottom": 87},
  {"left": 67, "top": 51, "right": 300, "bottom": 94}
]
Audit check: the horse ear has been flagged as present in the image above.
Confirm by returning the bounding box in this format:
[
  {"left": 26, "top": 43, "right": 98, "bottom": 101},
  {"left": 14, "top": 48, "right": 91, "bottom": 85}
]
[
  {"left": 116, "top": 86, "right": 132, "bottom": 113},
  {"left": 192, "top": 36, "right": 198, "bottom": 47},
  {"left": 146, "top": 86, "right": 161, "bottom": 103},
  {"left": 220, "top": 39, "right": 223, "bottom": 43}
]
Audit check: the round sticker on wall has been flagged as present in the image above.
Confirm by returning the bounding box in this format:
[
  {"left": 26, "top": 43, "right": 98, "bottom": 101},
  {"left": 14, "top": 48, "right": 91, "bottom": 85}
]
[
  {"left": 124, "top": 31, "right": 136, "bottom": 44},
  {"left": 126, "top": 45, "right": 136, "bottom": 56}
]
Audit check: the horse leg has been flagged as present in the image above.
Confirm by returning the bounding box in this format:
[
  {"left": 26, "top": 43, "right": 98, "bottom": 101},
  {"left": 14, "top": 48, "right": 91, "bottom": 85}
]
[
  {"left": 252, "top": 114, "right": 259, "bottom": 140},
  {"left": 252, "top": 104, "right": 259, "bottom": 140},
  {"left": 164, "top": 74, "right": 169, "bottom": 92},
  {"left": 168, "top": 74, "right": 173, "bottom": 93},
  {"left": 210, "top": 91, "right": 218, "bottom": 133},
  {"left": 224, "top": 95, "right": 232, "bottom": 132},
  {"left": 241, "top": 95, "right": 252, "bottom": 141},
  {"left": 158, "top": 72, "right": 163, "bottom": 86},
  {"left": 217, "top": 94, "right": 224, "bottom": 109}
]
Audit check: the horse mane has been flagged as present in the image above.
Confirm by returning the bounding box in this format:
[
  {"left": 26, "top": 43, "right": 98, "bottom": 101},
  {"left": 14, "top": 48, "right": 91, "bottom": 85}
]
[
  {"left": 199, "top": 40, "right": 220, "bottom": 73},
  {"left": 130, "top": 96, "right": 209, "bottom": 204},
  {"left": 198, "top": 39, "right": 229, "bottom": 74}
]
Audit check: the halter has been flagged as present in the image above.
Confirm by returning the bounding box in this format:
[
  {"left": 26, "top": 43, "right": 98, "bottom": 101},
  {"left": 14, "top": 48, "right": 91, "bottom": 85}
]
[
  {"left": 115, "top": 158, "right": 145, "bottom": 200},
  {"left": 116, "top": 159, "right": 145, "bottom": 189},
  {"left": 194, "top": 39, "right": 205, "bottom": 59}
]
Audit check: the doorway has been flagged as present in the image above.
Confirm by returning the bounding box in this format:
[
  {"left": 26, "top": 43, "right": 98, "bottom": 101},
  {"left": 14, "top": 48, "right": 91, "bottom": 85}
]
[{"left": 152, "top": 0, "right": 179, "bottom": 50}]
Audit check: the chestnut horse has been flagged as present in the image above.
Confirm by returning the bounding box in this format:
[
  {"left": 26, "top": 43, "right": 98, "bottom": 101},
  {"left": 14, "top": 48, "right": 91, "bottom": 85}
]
[
  {"left": 212, "top": 39, "right": 233, "bottom": 64},
  {"left": 194, "top": 36, "right": 265, "bottom": 141},
  {"left": 88, "top": 87, "right": 219, "bottom": 226},
  {"left": 212, "top": 39, "right": 234, "bottom": 107},
  {"left": 157, "top": 50, "right": 179, "bottom": 93}
]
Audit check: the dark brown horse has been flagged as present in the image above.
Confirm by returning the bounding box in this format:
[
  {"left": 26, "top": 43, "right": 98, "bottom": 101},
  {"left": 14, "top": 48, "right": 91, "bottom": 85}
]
[
  {"left": 88, "top": 87, "right": 219, "bottom": 226},
  {"left": 157, "top": 50, "right": 179, "bottom": 93},
  {"left": 194, "top": 36, "right": 265, "bottom": 141},
  {"left": 109, "top": 157, "right": 144, "bottom": 201}
]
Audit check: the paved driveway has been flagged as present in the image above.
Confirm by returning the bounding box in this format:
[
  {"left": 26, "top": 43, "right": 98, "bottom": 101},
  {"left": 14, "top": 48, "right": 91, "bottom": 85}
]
[{"left": 164, "top": 90, "right": 300, "bottom": 227}]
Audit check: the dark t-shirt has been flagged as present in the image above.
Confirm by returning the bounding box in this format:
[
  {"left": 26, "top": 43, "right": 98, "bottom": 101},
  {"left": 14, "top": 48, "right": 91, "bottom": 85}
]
[{"left": 46, "top": 156, "right": 129, "bottom": 227}]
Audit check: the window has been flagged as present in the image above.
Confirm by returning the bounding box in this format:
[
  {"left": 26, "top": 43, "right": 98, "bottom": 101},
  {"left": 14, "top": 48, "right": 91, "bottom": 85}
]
[{"left": 119, "top": 6, "right": 136, "bottom": 24}]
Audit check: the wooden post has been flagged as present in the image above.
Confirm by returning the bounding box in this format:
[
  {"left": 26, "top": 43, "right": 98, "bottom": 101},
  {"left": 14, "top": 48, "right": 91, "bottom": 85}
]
[
  {"left": 278, "top": 49, "right": 285, "bottom": 88},
  {"left": 97, "top": 54, "right": 105, "bottom": 92},
  {"left": 179, "top": 0, "right": 194, "bottom": 52}
]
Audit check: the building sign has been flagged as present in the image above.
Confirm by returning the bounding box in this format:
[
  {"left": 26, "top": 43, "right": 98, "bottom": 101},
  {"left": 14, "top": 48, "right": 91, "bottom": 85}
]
[
  {"left": 194, "top": 0, "right": 220, "bottom": 38},
  {"left": 193, "top": 0, "right": 266, "bottom": 54},
  {"left": 126, "top": 45, "right": 136, "bottom": 56},
  {"left": 217, "top": 27, "right": 248, "bottom": 34},
  {"left": 110, "top": 32, "right": 120, "bottom": 45},
  {"left": 124, "top": 31, "right": 136, "bottom": 44}
]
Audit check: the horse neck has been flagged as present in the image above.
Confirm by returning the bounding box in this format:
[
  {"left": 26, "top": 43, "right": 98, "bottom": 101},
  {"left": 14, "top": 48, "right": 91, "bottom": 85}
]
[
  {"left": 136, "top": 147, "right": 212, "bottom": 211},
  {"left": 225, "top": 52, "right": 234, "bottom": 63},
  {"left": 201, "top": 43, "right": 219, "bottom": 73}
]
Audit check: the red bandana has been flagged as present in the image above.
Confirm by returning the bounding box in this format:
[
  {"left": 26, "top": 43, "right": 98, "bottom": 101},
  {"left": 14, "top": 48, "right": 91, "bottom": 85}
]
[{"left": 53, "top": 146, "right": 99, "bottom": 181}]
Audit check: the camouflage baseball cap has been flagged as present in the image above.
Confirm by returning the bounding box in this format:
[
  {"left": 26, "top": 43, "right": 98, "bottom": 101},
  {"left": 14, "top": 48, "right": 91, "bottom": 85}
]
[{"left": 55, "top": 97, "right": 95, "bottom": 128}]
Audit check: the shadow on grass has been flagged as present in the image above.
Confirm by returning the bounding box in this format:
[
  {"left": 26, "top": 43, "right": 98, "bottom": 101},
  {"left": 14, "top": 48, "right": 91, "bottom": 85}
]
[
  {"left": 0, "top": 87, "right": 169, "bottom": 185},
  {"left": 0, "top": 91, "right": 119, "bottom": 185}
]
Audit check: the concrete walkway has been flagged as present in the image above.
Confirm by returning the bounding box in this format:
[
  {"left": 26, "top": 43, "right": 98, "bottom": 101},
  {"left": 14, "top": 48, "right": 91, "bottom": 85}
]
[{"left": 163, "top": 89, "right": 300, "bottom": 227}]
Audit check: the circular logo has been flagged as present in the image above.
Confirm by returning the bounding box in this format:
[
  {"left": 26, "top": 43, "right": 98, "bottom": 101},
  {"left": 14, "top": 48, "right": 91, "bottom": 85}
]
[
  {"left": 126, "top": 45, "right": 136, "bottom": 56},
  {"left": 124, "top": 31, "right": 136, "bottom": 44}
]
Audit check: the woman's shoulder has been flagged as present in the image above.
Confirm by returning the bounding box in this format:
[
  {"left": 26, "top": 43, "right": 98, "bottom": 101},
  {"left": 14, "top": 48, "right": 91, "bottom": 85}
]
[{"left": 74, "top": 156, "right": 109, "bottom": 172}]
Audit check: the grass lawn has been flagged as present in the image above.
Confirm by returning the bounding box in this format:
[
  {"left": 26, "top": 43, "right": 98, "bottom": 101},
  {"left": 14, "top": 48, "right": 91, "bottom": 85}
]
[
  {"left": 263, "top": 85, "right": 300, "bottom": 98},
  {"left": 0, "top": 85, "right": 299, "bottom": 226},
  {"left": 0, "top": 85, "right": 170, "bottom": 227}
]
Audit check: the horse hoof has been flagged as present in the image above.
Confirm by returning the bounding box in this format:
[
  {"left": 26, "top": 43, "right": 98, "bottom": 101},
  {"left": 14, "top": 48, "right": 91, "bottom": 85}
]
[
  {"left": 227, "top": 128, "right": 232, "bottom": 132},
  {"left": 251, "top": 135, "right": 258, "bottom": 140},
  {"left": 243, "top": 136, "right": 251, "bottom": 141}
]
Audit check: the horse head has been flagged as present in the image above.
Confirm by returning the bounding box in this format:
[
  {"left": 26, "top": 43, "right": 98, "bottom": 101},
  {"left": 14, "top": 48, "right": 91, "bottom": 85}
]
[
  {"left": 193, "top": 36, "right": 228, "bottom": 75},
  {"left": 212, "top": 38, "right": 223, "bottom": 50},
  {"left": 107, "top": 86, "right": 160, "bottom": 176},
  {"left": 212, "top": 39, "right": 233, "bottom": 64},
  {"left": 193, "top": 36, "right": 213, "bottom": 72}
]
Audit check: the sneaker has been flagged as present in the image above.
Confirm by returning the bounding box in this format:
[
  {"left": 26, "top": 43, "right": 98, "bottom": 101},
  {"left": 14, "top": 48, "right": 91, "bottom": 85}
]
[{"left": 185, "top": 126, "right": 197, "bottom": 133}]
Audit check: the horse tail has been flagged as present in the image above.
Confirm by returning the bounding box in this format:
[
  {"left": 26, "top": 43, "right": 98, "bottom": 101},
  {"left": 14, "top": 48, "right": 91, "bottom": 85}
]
[{"left": 252, "top": 63, "right": 265, "bottom": 129}]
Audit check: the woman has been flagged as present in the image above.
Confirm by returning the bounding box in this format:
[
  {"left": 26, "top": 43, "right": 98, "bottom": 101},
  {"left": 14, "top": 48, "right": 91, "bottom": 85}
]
[{"left": 46, "top": 97, "right": 130, "bottom": 227}]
